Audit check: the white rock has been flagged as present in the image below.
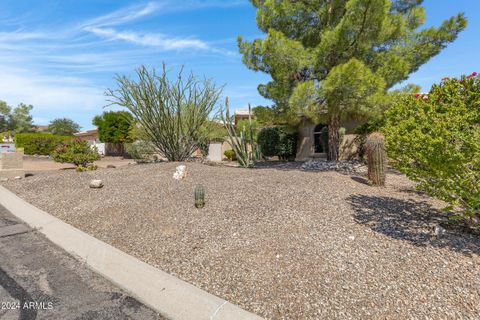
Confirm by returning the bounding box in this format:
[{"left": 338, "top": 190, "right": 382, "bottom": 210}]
[
  {"left": 89, "top": 179, "right": 104, "bottom": 188},
  {"left": 433, "top": 225, "right": 446, "bottom": 237},
  {"left": 348, "top": 235, "right": 356, "bottom": 240},
  {"left": 173, "top": 165, "right": 187, "bottom": 180},
  {"left": 14, "top": 176, "right": 22, "bottom": 180}
]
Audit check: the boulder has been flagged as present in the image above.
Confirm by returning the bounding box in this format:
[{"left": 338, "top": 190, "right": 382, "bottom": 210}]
[
  {"left": 89, "top": 179, "right": 104, "bottom": 189},
  {"left": 173, "top": 165, "right": 187, "bottom": 180}
]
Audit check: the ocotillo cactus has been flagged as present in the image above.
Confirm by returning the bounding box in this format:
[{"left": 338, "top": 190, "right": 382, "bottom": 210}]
[
  {"left": 194, "top": 185, "right": 205, "bottom": 208},
  {"left": 366, "top": 132, "right": 386, "bottom": 186},
  {"left": 220, "top": 97, "right": 259, "bottom": 168}
]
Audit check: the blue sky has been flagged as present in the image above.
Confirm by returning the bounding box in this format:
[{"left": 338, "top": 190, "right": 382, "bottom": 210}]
[{"left": 0, "top": 0, "right": 478, "bottom": 130}]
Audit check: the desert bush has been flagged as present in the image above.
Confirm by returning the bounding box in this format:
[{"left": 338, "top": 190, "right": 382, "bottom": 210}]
[
  {"left": 258, "top": 126, "right": 298, "bottom": 160},
  {"left": 257, "top": 127, "right": 280, "bottom": 157},
  {"left": 125, "top": 141, "right": 157, "bottom": 163},
  {"left": 224, "top": 149, "right": 236, "bottom": 161},
  {"left": 51, "top": 139, "right": 100, "bottom": 170},
  {"left": 14, "top": 133, "right": 72, "bottom": 155},
  {"left": 106, "top": 64, "right": 222, "bottom": 162},
  {"left": 383, "top": 73, "right": 480, "bottom": 223}
]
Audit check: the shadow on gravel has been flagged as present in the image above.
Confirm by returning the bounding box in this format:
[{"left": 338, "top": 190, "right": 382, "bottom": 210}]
[{"left": 348, "top": 195, "right": 480, "bottom": 256}]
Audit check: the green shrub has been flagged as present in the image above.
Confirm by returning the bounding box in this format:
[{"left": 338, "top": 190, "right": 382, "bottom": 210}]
[
  {"left": 14, "top": 133, "right": 72, "bottom": 155},
  {"left": 224, "top": 149, "right": 236, "bottom": 160},
  {"left": 258, "top": 126, "right": 298, "bottom": 160},
  {"left": 383, "top": 73, "right": 480, "bottom": 223},
  {"left": 51, "top": 139, "right": 100, "bottom": 169},
  {"left": 125, "top": 141, "right": 156, "bottom": 163},
  {"left": 257, "top": 127, "right": 281, "bottom": 157}
]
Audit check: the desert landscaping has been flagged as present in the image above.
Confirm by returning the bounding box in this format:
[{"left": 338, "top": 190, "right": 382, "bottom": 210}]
[
  {"left": 2, "top": 162, "right": 479, "bottom": 319},
  {"left": 1, "top": 1, "right": 479, "bottom": 319}
]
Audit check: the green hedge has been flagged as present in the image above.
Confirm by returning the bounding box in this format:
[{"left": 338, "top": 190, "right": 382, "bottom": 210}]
[
  {"left": 14, "top": 133, "right": 72, "bottom": 155},
  {"left": 258, "top": 126, "right": 298, "bottom": 160}
]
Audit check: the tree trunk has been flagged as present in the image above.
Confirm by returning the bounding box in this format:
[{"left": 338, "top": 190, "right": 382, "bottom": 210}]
[{"left": 327, "top": 115, "right": 340, "bottom": 161}]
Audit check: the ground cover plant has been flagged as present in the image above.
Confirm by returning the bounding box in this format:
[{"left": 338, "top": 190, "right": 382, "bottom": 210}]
[{"left": 383, "top": 73, "right": 480, "bottom": 224}]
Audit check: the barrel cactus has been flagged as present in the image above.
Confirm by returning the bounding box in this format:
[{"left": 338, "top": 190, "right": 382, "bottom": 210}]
[
  {"left": 366, "top": 132, "right": 386, "bottom": 186},
  {"left": 194, "top": 185, "right": 205, "bottom": 208}
]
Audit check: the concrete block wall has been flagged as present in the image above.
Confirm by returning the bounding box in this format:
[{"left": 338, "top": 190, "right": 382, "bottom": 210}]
[{"left": 0, "top": 151, "right": 25, "bottom": 179}]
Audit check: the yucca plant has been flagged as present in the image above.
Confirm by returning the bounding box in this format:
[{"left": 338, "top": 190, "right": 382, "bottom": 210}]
[
  {"left": 220, "top": 97, "right": 259, "bottom": 168},
  {"left": 194, "top": 185, "right": 205, "bottom": 209}
]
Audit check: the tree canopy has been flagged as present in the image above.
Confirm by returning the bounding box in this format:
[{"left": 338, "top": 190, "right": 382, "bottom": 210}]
[
  {"left": 48, "top": 118, "right": 81, "bottom": 136},
  {"left": 239, "top": 0, "right": 467, "bottom": 160},
  {"left": 0, "top": 101, "right": 34, "bottom": 134},
  {"left": 92, "top": 111, "right": 134, "bottom": 143}
]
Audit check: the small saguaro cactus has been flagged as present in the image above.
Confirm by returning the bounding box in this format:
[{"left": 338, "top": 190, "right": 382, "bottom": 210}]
[
  {"left": 366, "top": 132, "right": 386, "bottom": 186},
  {"left": 194, "top": 185, "right": 206, "bottom": 208}
]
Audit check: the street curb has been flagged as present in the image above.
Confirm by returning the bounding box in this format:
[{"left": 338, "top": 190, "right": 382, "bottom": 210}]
[{"left": 0, "top": 185, "right": 264, "bottom": 320}]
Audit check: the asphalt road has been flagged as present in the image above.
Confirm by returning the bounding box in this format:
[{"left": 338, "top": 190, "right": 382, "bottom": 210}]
[{"left": 0, "top": 204, "right": 166, "bottom": 320}]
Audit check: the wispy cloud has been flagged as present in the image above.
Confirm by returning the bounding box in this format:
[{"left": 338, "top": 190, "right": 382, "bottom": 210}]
[
  {"left": 0, "top": 66, "right": 105, "bottom": 114},
  {"left": 80, "top": 2, "right": 161, "bottom": 28},
  {"left": 0, "top": 31, "right": 47, "bottom": 42},
  {"left": 85, "top": 27, "right": 209, "bottom": 50},
  {"left": 0, "top": 0, "right": 251, "bottom": 127}
]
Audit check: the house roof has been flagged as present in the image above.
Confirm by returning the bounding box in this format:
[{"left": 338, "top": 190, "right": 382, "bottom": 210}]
[
  {"left": 32, "top": 125, "right": 49, "bottom": 132},
  {"left": 234, "top": 109, "right": 252, "bottom": 116},
  {"left": 74, "top": 129, "right": 98, "bottom": 137}
]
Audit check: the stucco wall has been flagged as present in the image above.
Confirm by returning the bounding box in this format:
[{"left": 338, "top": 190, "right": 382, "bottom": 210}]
[{"left": 295, "top": 120, "right": 362, "bottom": 161}]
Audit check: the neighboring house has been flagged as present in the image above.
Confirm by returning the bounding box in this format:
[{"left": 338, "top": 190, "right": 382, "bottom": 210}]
[
  {"left": 74, "top": 129, "right": 100, "bottom": 143},
  {"left": 234, "top": 109, "right": 254, "bottom": 126},
  {"left": 74, "top": 129, "right": 105, "bottom": 155},
  {"left": 32, "top": 125, "right": 50, "bottom": 132}
]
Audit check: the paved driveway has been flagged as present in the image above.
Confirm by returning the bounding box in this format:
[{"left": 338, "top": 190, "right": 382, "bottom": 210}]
[{"left": 0, "top": 205, "right": 165, "bottom": 320}]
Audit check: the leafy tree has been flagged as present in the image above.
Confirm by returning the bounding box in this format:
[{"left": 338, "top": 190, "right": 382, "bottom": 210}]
[
  {"left": 252, "top": 105, "right": 288, "bottom": 125},
  {"left": 106, "top": 64, "right": 222, "bottom": 161},
  {"left": 52, "top": 139, "right": 100, "bottom": 170},
  {"left": 92, "top": 111, "right": 134, "bottom": 143},
  {"left": 10, "top": 103, "right": 34, "bottom": 133},
  {"left": 48, "top": 118, "right": 81, "bottom": 136},
  {"left": 0, "top": 101, "right": 11, "bottom": 132},
  {"left": 0, "top": 101, "right": 34, "bottom": 133},
  {"left": 383, "top": 73, "right": 480, "bottom": 224},
  {"left": 239, "top": 0, "right": 467, "bottom": 160}
]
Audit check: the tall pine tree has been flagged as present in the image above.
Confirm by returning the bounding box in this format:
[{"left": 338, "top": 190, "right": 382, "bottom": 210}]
[{"left": 239, "top": 0, "right": 467, "bottom": 160}]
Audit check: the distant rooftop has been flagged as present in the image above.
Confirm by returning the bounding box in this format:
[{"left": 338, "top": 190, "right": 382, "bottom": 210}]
[{"left": 234, "top": 109, "right": 252, "bottom": 116}]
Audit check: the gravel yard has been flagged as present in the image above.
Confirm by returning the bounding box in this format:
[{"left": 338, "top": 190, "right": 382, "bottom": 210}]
[{"left": 2, "top": 162, "right": 479, "bottom": 319}]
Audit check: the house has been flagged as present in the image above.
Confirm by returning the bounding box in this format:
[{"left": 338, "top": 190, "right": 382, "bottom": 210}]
[
  {"left": 74, "top": 129, "right": 105, "bottom": 155},
  {"left": 234, "top": 109, "right": 254, "bottom": 126},
  {"left": 74, "top": 129, "right": 100, "bottom": 143},
  {"left": 295, "top": 116, "right": 361, "bottom": 161},
  {"left": 32, "top": 125, "right": 50, "bottom": 132}
]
